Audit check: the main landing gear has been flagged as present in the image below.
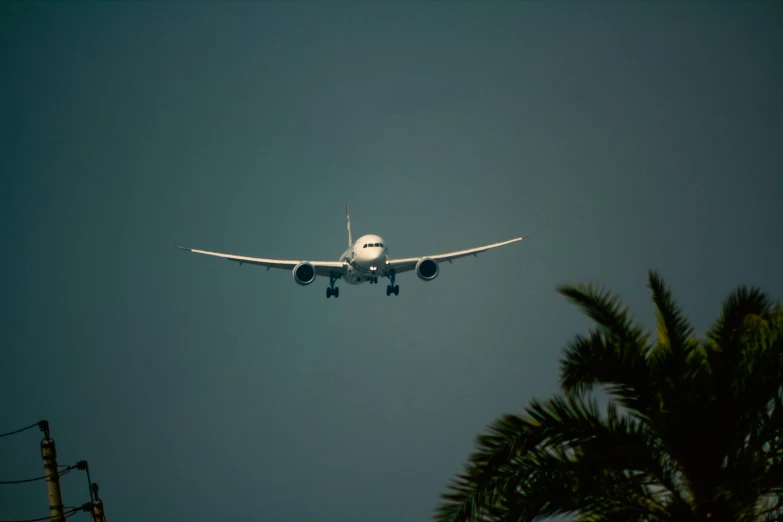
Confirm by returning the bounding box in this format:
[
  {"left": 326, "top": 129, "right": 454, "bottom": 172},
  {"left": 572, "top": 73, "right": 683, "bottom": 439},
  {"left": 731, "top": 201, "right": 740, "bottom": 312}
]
[
  {"left": 385, "top": 271, "right": 399, "bottom": 297},
  {"left": 326, "top": 273, "right": 340, "bottom": 299}
]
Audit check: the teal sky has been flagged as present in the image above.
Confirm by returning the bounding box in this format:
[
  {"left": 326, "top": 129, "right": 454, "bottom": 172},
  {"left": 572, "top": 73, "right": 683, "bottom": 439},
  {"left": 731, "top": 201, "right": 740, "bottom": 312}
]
[{"left": 2, "top": 2, "right": 781, "bottom": 522}]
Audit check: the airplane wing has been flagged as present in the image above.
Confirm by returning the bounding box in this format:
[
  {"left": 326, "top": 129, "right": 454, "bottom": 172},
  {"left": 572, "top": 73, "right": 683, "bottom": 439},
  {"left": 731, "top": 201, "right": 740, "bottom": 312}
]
[
  {"left": 385, "top": 234, "right": 534, "bottom": 275},
  {"left": 174, "top": 246, "right": 344, "bottom": 276}
]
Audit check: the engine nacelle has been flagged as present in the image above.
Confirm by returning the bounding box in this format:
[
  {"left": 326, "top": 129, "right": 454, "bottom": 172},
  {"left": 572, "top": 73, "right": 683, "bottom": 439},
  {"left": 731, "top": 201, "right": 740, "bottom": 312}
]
[
  {"left": 415, "top": 258, "right": 439, "bottom": 281},
  {"left": 292, "top": 262, "right": 316, "bottom": 285}
]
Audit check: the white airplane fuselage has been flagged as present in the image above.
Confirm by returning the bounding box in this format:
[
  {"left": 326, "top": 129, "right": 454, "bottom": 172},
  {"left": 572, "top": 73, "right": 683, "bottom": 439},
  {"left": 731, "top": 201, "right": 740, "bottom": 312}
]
[{"left": 338, "top": 234, "right": 388, "bottom": 285}]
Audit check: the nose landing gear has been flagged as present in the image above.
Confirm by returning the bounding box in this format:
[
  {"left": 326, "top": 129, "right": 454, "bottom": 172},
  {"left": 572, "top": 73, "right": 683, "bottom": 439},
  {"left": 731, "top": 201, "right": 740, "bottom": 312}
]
[{"left": 369, "top": 266, "right": 379, "bottom": 285}]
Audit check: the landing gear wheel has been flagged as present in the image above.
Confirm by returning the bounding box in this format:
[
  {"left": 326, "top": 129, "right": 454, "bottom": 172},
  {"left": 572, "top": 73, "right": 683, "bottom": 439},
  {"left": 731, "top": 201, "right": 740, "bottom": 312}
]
[
  {"left": 327, "top": 272, "right": 340, "bottom": 299},
  {"left": 385, "top": 269, "right": 399, "bottom": 296}
]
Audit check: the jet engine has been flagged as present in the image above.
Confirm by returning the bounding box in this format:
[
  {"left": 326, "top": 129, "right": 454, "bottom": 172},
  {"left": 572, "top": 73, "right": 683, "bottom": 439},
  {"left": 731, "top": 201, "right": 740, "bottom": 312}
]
[
  {"left": 292, "top": 262, "right": 316, "bottom": 285},
  {"left": 415, "top": 258, "right": 439, "bottom": 281}
]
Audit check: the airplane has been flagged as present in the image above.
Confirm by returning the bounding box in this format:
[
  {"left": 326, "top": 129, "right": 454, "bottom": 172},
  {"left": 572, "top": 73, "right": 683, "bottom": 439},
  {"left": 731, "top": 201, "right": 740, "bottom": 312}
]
[{"left": 175, "top": 205, "right": 534, "bottom": 298}]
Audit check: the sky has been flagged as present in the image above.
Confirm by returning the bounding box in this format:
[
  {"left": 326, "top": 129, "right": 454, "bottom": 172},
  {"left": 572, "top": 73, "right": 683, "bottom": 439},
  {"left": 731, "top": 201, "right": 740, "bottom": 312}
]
[{"left": 1, "top": 2, "right": 782, "bottom": 522}]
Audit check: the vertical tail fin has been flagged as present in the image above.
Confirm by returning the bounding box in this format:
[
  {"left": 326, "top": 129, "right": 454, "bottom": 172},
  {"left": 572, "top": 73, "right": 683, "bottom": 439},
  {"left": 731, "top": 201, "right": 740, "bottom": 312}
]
[{"left": 345, "top": 204, "right": 353, "bottom": 247}]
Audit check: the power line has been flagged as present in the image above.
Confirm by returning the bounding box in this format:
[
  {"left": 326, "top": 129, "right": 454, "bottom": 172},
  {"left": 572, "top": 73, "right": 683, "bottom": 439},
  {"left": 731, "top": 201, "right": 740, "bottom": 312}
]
[
  {"left": 1, "top": 501, "right": 93, "bottom": 522},
  {"left": 0, "top": 421, "right": 44, "bottom": 439},
  {"left": 0, "top": 466, "right": 75, "bottom": 485},
  {"left": 0, "top": 507, "right": 81, "bottom": 522}
]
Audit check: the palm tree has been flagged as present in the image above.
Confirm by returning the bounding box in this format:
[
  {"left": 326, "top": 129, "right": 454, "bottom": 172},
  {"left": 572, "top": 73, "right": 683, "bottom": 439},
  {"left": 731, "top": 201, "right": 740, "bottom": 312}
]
[{"left": 434, "top": 270, "right": 782, "bottom": 522}]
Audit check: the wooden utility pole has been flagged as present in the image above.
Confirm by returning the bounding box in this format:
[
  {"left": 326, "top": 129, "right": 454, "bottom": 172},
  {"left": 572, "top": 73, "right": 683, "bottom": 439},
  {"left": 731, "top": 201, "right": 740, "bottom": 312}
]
[{"left": 39, "top": 421, "right": 65, "bottom": 522}]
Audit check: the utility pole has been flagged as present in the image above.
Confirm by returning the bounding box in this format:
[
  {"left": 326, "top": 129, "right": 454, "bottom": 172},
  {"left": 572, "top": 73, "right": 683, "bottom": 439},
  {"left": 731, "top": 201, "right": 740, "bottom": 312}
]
[
  {"left": 39, "top": 420, "right": 65, "bottom": 522},
  {"left": 91, "top": 483, "right": 106, "bottom": 522}
]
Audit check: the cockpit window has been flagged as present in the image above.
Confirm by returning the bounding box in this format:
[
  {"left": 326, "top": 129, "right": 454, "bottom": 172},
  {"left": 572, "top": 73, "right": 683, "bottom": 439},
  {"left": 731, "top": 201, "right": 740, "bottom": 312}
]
[{"left": 363, "top": 244, "right": 368, "bottom": 248}]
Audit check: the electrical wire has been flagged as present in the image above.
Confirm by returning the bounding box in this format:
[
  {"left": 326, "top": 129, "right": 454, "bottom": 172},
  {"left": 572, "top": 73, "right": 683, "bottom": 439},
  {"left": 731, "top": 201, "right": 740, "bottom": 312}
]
[
  {"left": 62, "top": 506, "right": 89, "bottom": 519},
  {"left": 0, "top": 507, "right": 80, "bottom": 522},
  {"left": 80, "top": 462, "right": 93, "bottom": 503},
  {"left": 0, "top": 466, "right": 74, "bottom": 485},
  {"left": 0, "top": 422, "right": 42, "bottom": 439}
]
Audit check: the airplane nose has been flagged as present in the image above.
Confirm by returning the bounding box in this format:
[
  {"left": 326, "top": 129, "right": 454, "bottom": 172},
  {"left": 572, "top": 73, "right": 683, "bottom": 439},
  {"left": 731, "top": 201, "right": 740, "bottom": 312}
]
[{"left": 360, "top": 248, "right": 385, "bottom": 272}]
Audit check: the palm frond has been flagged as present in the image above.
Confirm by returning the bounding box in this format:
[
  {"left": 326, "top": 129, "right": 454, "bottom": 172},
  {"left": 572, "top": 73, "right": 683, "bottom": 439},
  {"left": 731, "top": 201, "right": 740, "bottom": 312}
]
[
  {"left": 579, "top": 404, "right": 688, "bottom": 507},
  {"left": 557, "top": 282, "right": 648, "bottom": 348},
  {"left": 573, "top": 512, "right": 659, "bottom": 522},
  {"left": 757, "top": 494, "right": 783, "bottom": 522},
  {"left": 741, "top": 317, "right": 783, "bottom": 455},
  {"left": 705, "top": 285, "right": 774, "bottom": 358},
  {"left": 560, "top": 329, "right": 654, "bottom": 418},
  {"left": 706, "top": 300, "right": 783, "bottom": 479},
  {"left": 434, "top": 396, "right": 605, "bottom": 522},
  {"left": 501, "top": 448, "right": 670, "bottom": 522},
  {"left": 434, "top": 394, "right": 687, "bottom": 522},
  {"left": 647, "top": 270, "right": 694, "bottom": 353},
  {"left": 436, "top": 471, "right": 518, "bottom": 522},
  {"left": 494, "top": 449, "right": 582, "bottom": 522},
  {"left": 760, "top": 442, "right": 783, "bottom": 496},
  {"left": 434, "top": 414, "right": 536, "bottom": 522},
  {"left": 557, "top": 281, "right": 655, "bottom": 418}
]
